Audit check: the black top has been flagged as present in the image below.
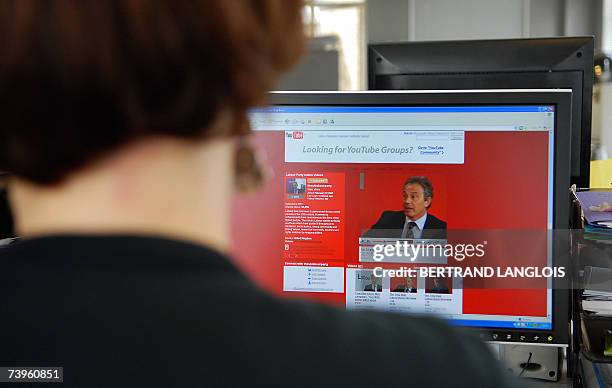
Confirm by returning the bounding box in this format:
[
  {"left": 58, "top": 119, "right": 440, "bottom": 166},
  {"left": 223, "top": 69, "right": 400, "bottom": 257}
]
[
  {"left": 0, "top": 188, "right": 13, "bottom": 239},
  {"left": 0, "top": 235, "right": 520, "bottom": 387},
  {"left": 364, "top": 211, "right": 447, "bottom": 239}
]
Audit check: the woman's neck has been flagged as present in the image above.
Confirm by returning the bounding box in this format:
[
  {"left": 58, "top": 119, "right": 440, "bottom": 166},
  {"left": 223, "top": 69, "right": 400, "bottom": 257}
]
[{"left": 9, "top": 136, "right": 234, "bottom": 253}]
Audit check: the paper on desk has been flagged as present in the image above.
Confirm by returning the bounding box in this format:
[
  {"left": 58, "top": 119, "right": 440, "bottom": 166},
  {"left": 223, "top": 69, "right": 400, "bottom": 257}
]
[
  {"left": 582, "top": 300, "right": 612, "bottom": 316},
  {"left": 575, "top": 191, "right": 612, "bottom": 225},
  {"left": 583, "top": 266, "right": 612, "bottom": 299}
]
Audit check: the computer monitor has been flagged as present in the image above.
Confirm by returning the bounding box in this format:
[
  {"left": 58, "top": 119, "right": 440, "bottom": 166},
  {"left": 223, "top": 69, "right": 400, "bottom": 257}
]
[
  {"left": 235, "top": 90, "right": 571, "bottom": 345},
  {"left": 368, "top": 37, "right": 594, "bottom": 188}
]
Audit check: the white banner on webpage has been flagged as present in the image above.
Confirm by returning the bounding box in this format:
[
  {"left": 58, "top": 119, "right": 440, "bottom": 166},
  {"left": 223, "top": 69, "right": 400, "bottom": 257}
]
[{"left": 284, "top": 130, "right": 465, "bottom": 164}]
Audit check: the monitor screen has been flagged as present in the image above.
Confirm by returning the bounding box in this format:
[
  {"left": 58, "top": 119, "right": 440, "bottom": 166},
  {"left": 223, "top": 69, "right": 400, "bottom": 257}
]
[{"left": 232, "top": 91, "right": 571, "bottom": 343}]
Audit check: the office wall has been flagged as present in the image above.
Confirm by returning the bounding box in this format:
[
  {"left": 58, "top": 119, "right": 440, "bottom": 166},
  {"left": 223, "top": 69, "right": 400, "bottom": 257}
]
[
  {"left": 565, "top": 0, "right": 603, "bottom": 39},
  {"left": 277, "top": 36, "right": 340, "bottom": 91},
  {"left": 367, "top": 0, "right": 602, "bottom": 48},
  {"left": 278, "top": 49, "right": 339, "bottom": 91},
  {"left": 529, "top": 0, "right": 564, "bottom": 38},
  {"left": 365, "top": 0, "right": 410, "bottom": 42},
  {"left": 413, "top": 0, "right": 527, "bottom": 40},
  {"left": 594, "top": 83, "right": 612, "bottom": 158}
]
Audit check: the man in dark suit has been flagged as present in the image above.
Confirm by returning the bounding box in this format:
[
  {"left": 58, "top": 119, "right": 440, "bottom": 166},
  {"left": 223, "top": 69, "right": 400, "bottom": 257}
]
[
  {"left": 287, "top": 180, "right": 299, "bottom": 194},
  {"left": 393, "top": 276, "right": 417, "bottom": 293},
  {"left": 428, "top": 277, "right": 451, "bottom": 294},
  {"left": 364, "top": 176, "right": 447, "bottom": 239},
  {"left": 363, "top": 274, "right": 382, "bottom": 292}
]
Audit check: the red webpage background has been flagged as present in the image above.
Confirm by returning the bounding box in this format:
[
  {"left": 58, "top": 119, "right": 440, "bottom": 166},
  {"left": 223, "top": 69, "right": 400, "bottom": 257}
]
[{"left": 231, "top": 131, "right": 549, "bottom": 317}]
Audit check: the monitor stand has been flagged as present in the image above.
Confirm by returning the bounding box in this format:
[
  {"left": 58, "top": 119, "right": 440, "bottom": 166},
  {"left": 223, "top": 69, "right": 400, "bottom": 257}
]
[{"left": 499, "top": 344, "right": 563, "bottom": 382}]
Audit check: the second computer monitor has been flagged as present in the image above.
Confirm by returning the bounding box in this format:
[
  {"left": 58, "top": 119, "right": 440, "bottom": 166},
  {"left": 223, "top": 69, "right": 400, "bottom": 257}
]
[{"left": 368, "top": 37, "right": 594, "bottom": 187}]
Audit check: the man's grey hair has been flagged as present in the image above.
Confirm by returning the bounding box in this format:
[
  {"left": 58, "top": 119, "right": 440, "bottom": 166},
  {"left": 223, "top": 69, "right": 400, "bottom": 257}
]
[{"left": 404, "top": 176, "right": 434, "bottom": 203}]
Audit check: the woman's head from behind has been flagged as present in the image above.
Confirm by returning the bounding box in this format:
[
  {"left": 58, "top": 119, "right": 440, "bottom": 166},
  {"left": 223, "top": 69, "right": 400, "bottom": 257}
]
[
  {"left": 0, "top": 0, "right": 304, "bottom": 184},
  {"left": 1, "top": 0, "right": 305, "bottom": 246}
]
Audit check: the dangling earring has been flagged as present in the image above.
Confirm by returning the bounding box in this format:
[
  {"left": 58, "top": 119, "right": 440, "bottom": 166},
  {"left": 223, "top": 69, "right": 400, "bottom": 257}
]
[{"left": 234, "top": 138, "right": 265, "bottom": 192}]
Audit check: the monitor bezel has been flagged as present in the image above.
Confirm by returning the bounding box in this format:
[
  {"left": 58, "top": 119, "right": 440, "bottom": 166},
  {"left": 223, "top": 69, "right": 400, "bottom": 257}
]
[{"left": 268, "top": 90, "right": 572, "bottom": 345}]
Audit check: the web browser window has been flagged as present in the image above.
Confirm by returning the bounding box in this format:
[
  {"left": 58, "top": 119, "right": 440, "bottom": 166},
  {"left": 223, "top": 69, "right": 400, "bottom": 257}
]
[{"left": 233, "top": 105, "right": 556, "bottom": 331}]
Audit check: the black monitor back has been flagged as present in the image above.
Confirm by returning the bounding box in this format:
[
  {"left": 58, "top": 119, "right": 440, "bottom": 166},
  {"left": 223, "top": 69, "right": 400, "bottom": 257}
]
[{"left": 368, "top": 37, "right": 594, "bottom": 187}]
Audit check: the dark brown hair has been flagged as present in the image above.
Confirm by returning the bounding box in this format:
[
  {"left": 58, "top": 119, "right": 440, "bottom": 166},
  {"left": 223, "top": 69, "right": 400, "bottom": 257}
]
[{"left": 0, "top": 0, "right": 305, "bottom": 184}]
